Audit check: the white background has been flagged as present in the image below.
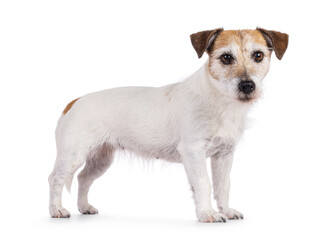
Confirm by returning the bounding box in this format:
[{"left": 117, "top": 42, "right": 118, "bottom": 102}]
[{"left": 1, "top": 0, "right": 320, "bottom": 239}]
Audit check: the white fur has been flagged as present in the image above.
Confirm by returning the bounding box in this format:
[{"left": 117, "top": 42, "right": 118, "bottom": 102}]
[{"left": 49, "top": 32, "right": 272, "bottom": 221}]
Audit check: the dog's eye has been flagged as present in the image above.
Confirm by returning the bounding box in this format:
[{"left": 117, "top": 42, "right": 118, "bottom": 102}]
[
  {"left": 220, "top": 54, "right": 233, "bottom": 65},
  {"left": 253, "top": 51, "right": 264, "bottom": 62}
]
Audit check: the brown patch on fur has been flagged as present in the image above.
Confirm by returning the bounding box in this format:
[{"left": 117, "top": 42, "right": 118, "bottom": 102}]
[
  {"left": 190, "top": 28, "right": 223, "bottom": 58},
  {"left": 208, "top": 29, "right": 270, "bottom": 81},
  {"left": 245, "top": 29, "right": 268, "bottom": 46},
  {"left": 256, "top": 28, "right": 289, "bottom": 60},
  {"left": 200, "top": 28, "right": 284, "bottom": 104},
  {"left": 212, "top": 30, "right": 241, "bottom": 50},
  {"left": 63, "top": 98, "right": 79, "bottom": 114},
  {"left": 212, "top": 30, "right": 267, "bottom": 51}
]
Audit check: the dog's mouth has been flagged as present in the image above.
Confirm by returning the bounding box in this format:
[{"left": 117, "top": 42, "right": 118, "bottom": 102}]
[{"left": 237, "top": 92, "right": 257, "bottom": 103}]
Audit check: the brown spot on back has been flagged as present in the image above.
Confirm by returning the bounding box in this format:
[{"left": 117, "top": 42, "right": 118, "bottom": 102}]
[{"left": 63, "top": 98, "right": 79, "bottom": 115}]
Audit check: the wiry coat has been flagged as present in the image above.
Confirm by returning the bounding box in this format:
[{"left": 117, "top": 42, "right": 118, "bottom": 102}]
[{"left": 49, "top": 28, "right": 288, "bottom": 222}]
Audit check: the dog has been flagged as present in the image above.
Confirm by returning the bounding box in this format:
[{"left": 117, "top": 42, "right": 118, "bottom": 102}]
[{"left": 49, "top": 28, "right": 288, "bottom": 222}]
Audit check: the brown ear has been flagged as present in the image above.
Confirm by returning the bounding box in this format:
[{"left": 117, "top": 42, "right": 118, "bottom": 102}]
[
  {"left": 257, "top": 28, "right": 289, "bottom": 60},
  {"left": 190, "top": 28, "right": 223, "bottom": 58}
]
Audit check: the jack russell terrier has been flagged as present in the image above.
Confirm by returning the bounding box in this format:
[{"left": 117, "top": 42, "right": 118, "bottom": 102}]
[{"left": 49, "top": 28, "right": 288, "bottom": 222}]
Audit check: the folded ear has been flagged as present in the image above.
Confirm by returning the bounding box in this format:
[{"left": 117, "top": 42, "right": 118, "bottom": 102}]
[
  {"left": 190, "top": 28, "right": 223, "bottom": 58},
  {"left": 257, "top": 28, "right": 289, "bottom": 60}
]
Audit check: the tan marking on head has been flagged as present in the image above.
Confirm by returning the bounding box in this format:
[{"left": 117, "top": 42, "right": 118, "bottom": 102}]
[
  {"left": 209, "top": 29, "right": 270, "bottom": 80},
  {"left": 213, "top": 30, "right": 241, "bottom": 50},
  {"left": 213, "top": 29, "right": 267, "bottom": 51},
  {"left": 63, "top": 98, "right": 79, "bottom": 115},
  {"left": 244, "top": 29, "right": 268, "bottom": 46}
]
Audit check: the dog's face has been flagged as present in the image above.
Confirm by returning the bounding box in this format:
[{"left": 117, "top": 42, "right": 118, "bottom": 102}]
[{"left": 191, "top": 28, "right": 288, "bottom": 102}]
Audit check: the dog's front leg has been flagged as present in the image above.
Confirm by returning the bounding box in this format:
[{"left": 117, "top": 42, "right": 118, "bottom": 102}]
[
  {"left": 211, "top": 148, "right": 244, "bottom": 220},
  {"left": 179, "top": 144, "right": 227, "bottom": 223}
]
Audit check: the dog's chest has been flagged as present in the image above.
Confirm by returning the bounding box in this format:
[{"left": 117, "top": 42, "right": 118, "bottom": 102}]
[
  {"left": 216, "top": 115, "right": 245, "bottom": 139},
  {"left": 203, "top": 105, "right": 248, "bottom": 157},
  {"left": 210, "top": 103, "right": 247, "bottom": 136}
]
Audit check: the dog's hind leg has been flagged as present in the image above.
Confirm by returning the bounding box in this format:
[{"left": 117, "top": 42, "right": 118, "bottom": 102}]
[
  {"left": 48, "top": 151, "right": 86, "bottom": 218},
  {"left": 77, "top": 143, "right": 114, "bottom": 214}
]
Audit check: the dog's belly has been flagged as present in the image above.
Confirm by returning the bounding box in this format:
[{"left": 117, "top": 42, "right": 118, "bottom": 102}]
[
  {"left": 146, "top": 145, "right": 182, "bottom": 163},
  {"left": 115, "top": 137, "right": 182, "bottom": 163}
]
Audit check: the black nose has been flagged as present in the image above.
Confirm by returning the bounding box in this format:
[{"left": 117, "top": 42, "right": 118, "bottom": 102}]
[{"left": 238, "top": 80, "right": 255, "bottom": 94}]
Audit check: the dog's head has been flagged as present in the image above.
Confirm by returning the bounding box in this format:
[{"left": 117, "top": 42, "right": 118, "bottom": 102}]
[{"left": 191, "top": 28, "right": 288, "bottom": 102}]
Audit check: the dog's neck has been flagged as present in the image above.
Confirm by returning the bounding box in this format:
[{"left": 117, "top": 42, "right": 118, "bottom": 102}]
[
  {"left": 185, "top": 61, "right": 253, "bottom": 112},
  {"left": 182, "top": 61, "right": 252, "bottom": 141}
]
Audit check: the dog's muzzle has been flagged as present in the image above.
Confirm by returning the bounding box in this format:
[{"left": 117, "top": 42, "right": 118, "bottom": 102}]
[{"left": 238, "top": 80, "right": 255, "bottom": 94}]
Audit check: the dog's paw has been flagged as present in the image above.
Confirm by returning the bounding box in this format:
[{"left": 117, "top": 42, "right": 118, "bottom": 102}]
[
  {"left": 197, "top": 209, "right": 227, "bottom": 223},
  {"left": 50, "top": 206, "right": 71, "bottom": 218},
  {"left": 220, "top": 208, "right": 244, "bottom": 220},
  {"left": 78, "top": 204, "right": 99, "bottom": 215}
]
